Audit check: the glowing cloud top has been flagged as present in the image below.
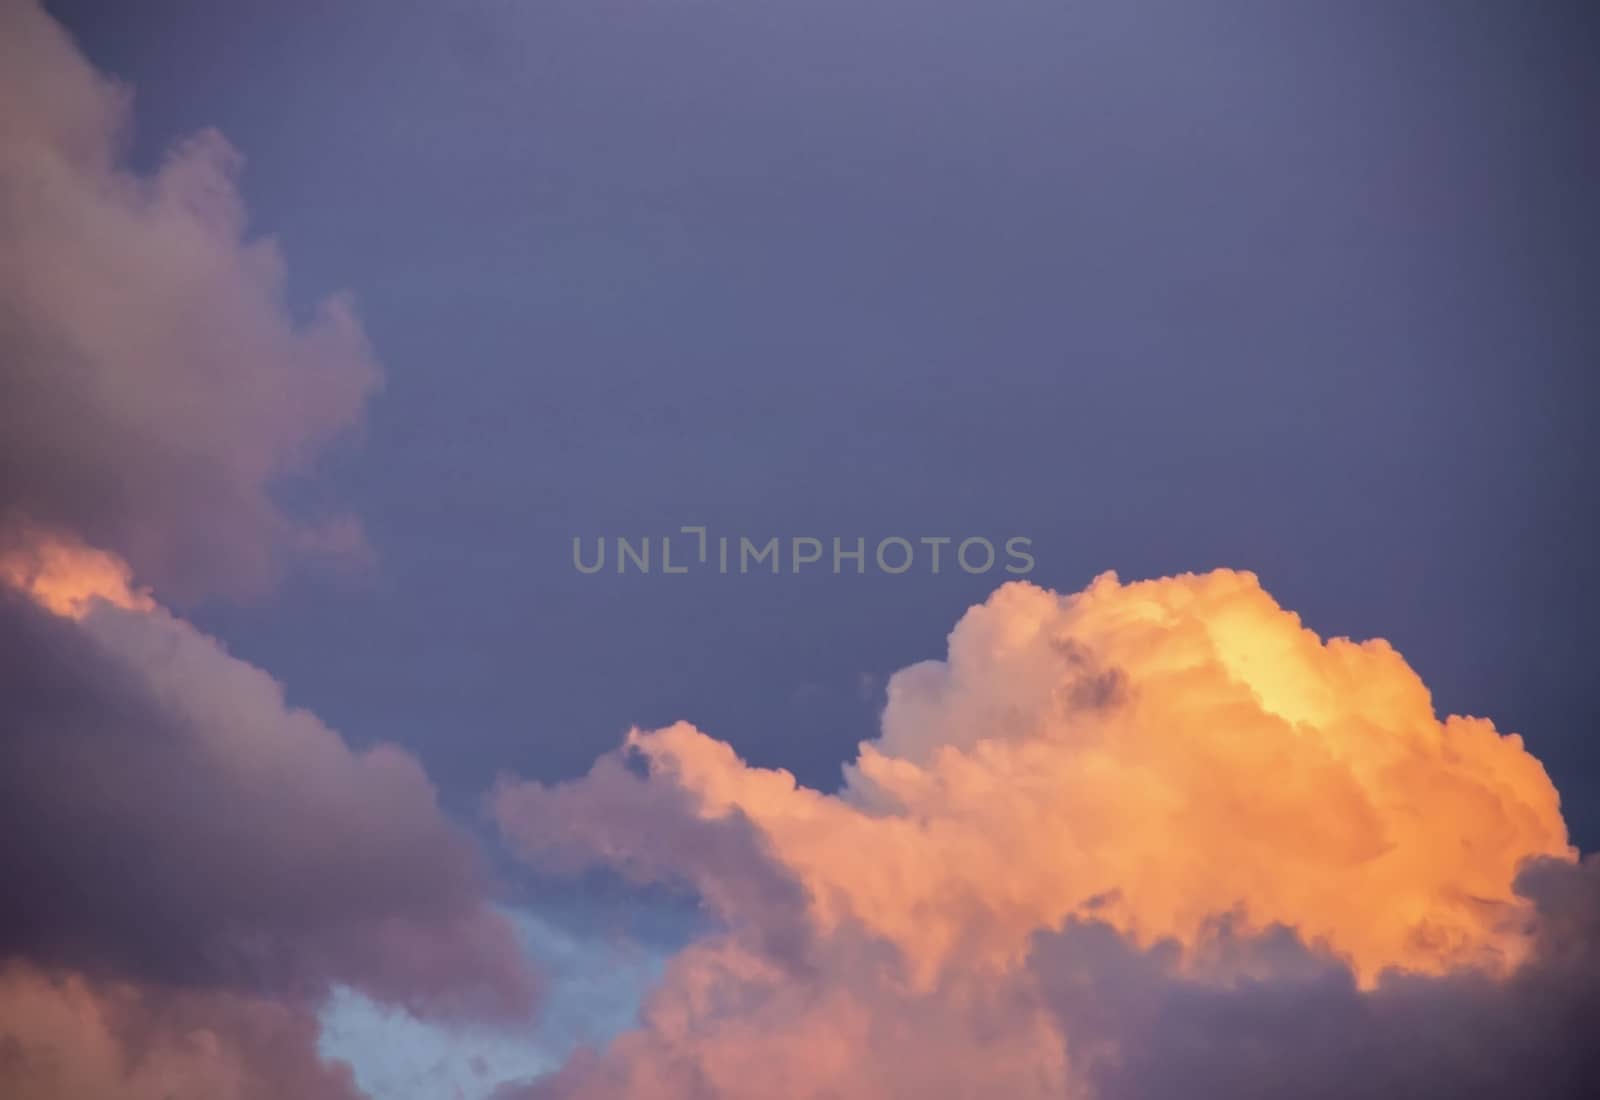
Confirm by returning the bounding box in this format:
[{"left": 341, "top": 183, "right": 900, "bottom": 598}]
[{"left": 495, "top": 570, "right": 1584, "bottom": 1099}]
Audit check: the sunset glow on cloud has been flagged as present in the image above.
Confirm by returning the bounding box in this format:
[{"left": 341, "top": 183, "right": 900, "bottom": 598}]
[
  {"left": 1, "top": 3, "right": 529, "bottom": 1093},
  {"left": 0, "top": 523, "right": 155, "bottom": 618},
  {"left": 0, "top": 539, "right": 538, "bottom": 1096},
  {"left": 2, "top": 0, "right": 1594, "bottom": 1097},
  {"left": 491, "top": 571, "right": 1591, "bottom": 1098}
]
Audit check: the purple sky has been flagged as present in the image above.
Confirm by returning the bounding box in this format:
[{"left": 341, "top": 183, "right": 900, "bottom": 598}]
[{"left": 45, "top": 0, "right": 1597, "bottom": 846}]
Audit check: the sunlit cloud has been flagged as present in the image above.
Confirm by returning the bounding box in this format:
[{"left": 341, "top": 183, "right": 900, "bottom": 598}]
[
  {"left": 493, "top": 570, "right": 1586, "bottom": 1098},
  {"left": 0, "top": 522, "right": 154, "bottom": 619},
  {"left": 0, "top": 0, "right": 1590, "bottom": 1096}
]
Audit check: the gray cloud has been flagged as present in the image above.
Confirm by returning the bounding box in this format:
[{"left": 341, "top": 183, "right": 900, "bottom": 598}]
[
  {"left": 0, "top": 587, "right": 536, "bottom": 1022},
  {"left": 1037, "top": 856, "right": 1600, "bottom": 1100}
]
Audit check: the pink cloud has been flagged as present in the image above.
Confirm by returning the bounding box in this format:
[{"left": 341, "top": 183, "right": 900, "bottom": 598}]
[{"left": 0, "top": 0, "right": 380, "bottom": 601}]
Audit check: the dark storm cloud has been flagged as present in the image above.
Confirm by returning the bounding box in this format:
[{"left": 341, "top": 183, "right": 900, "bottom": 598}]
[{"left": 0, "top": 0, "right": 378, "bottom": 601}]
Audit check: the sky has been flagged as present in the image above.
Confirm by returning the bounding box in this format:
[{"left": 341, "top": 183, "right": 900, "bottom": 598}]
[{"left": 2, "top": 2, "right": 1597, "bottom": 1098}]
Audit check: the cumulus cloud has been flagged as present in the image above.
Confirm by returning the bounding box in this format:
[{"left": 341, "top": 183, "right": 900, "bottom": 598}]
[
  {"left": 2, "top": 2, "right": 1590, "bottom": 1093},
  {"left": 0, "top": 529, "right": 537, "bottom": 1097},
  {"left": 0, "top": 0, "right": 379, "bottom": 600},
  {"left": 0, "top": 575, "right": 536, "bottom": 1018},
  {"left": 0, "top": 4, "right": 530, "bottom": 1092},
  {"left": 493, "top": 570, "right": 1589, "bottom": 1098}
]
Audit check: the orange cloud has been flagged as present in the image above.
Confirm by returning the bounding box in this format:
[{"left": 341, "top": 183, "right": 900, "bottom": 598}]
[
  {"left": 509, "top": 571, "right": 1570, "bottom": 985},
  {"left": 0, "top": 524, "right": 155, "bottom": 619},
  {"left": 496, "top": 570, "right": 1582, "bottom": 1098}
]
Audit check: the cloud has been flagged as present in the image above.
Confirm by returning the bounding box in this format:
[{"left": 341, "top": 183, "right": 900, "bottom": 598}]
[
  {"left": 0, "top": 529, "right": 538, "bottom": 1097},
  {"left": 0, "top": 0, "right": 379, "bottom": 601},
  {"left": 1036, "top": 855, "right": 1600, "bottom": 1100},
  {"left": 0, "top": 2, "right": 1589, "bottom": 1093},
  {"left": 494, "top": 744, "right": 818, "bottom": 973},
  {"left": 0, "top": 962, "right": 366, "bottom": 1100},
  {"left": 492, "top": 570, "right": 1589, "bottom": 1098},
  {"left": 0, "top": 534, "right": 537, "bottom": 1020},
  {"left": 0, "top": 5, "right": 526, "bottom": 1089}
]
